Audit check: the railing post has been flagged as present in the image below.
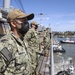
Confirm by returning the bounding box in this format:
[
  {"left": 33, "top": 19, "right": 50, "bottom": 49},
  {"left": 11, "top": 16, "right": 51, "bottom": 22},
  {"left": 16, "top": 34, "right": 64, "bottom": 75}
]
[{"left": 50, "top": 30, "right": 54, "bottom": 75}]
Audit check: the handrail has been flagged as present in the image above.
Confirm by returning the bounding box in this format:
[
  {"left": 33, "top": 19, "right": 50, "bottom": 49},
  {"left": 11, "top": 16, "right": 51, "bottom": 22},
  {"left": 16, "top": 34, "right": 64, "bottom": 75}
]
[{"left": 50, "top": 32, "right": 55, "bottom": 75}]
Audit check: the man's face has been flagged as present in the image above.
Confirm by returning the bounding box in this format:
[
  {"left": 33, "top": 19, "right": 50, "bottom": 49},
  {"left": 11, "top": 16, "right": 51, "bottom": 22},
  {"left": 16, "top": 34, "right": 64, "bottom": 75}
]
[
  {"left": 14, "top": 18, "right": 28, "bottom": 29},
  {"left": 32, "top": 24, "right": 36, "bottom": 28}
]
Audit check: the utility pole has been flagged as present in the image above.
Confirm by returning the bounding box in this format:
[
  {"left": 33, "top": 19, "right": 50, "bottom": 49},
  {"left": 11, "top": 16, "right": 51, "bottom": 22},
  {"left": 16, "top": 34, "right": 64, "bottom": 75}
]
[
  {"left": 2, "top": 0, "right": 11, "bottom": 34},
  {"left": 3, "top": 0, "right": 10, "bottom": 9},
  {"left": 39, "top": 13, "right": 43, "bottom": 25}
]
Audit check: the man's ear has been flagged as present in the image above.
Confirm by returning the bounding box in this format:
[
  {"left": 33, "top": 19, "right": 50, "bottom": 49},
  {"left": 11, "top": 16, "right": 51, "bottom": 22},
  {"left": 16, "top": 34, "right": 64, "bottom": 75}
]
[{"left": 10, "top": 21, "right": 16, "bottom": 27}]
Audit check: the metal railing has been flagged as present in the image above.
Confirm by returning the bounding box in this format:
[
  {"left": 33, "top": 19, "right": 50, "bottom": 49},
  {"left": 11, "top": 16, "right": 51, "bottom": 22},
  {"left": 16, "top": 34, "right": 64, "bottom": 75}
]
[{"left": 50, "top": 31, "right": 55, "bottom": 75}]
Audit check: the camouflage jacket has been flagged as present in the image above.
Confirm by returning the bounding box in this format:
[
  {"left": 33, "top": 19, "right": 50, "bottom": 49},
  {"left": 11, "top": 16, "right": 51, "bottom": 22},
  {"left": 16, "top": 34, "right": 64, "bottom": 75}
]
[
  {"left": 43, "top": 30, "right": 50, "bottom": 42},
  {"left": 25, "top": 28, "right": 40, "bottom": 52},
  {"left": 0, "top": 32, "right": 33, "bottom": 75}
]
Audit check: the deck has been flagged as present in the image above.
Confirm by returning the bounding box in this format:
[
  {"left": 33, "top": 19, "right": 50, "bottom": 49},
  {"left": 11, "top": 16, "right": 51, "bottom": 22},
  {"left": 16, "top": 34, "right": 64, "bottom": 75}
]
[{"left": 36, "top": 48, "right": 51, "bottom": 75}]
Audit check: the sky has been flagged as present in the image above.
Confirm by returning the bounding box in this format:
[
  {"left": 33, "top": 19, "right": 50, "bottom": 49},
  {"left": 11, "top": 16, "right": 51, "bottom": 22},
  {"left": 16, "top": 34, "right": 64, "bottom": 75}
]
[{"left": 0, "top": 0, "right": 75, "bottom": 32}]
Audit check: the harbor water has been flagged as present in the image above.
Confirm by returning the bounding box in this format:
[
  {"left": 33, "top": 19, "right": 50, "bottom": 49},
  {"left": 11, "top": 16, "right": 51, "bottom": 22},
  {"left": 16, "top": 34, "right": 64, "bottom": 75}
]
[
  {"left": 57, "top": 37, "right": 75, "bottom": 62},
  {"left": 54, "top": 37, "right": 75, "bottom": 74}
]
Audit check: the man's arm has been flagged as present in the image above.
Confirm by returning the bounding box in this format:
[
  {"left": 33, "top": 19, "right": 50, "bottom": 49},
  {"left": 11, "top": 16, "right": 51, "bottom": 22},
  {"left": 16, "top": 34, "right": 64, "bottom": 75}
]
[
  {"left": 25, "top": 30, "right": 33, "bottom": 41},
  {"left": 0, "top": 53, "right": 7, "bottom": 73},
  {"left": 0, "top": 42, "right": 13, "bottom": 73}
]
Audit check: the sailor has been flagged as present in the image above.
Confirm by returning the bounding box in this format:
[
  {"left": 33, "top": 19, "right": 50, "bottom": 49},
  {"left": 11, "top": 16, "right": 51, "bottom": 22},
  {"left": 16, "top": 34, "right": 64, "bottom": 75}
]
[
  {"left": 25, "top": 21, "right": 41, "bottom": 75},
  {"left": 0, "top": 9, "right": 34, "bottom": 75},
  {"left": 43, "top": 27, "right": 51, "bottom": 56}
]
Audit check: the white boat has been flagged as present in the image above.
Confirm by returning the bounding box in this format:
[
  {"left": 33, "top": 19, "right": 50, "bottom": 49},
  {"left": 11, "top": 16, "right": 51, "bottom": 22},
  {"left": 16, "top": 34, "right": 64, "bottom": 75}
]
[{"left": 60, "top": 38, "right": 75, "bottom": 44}]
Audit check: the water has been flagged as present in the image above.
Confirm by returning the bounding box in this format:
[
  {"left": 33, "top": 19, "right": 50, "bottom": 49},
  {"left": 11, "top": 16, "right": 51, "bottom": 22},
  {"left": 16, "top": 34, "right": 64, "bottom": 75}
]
[
  {"left": 57, "top": 37, "right": 75, "bottom": 61},
  {"left": 54, "top": 37, "right": 75, "bottom": 74}
]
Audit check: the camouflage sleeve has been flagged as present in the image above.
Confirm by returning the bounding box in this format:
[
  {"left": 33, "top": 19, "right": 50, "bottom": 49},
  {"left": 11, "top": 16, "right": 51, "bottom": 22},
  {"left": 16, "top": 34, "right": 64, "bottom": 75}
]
[
  {"left": 0, "top": 36, "right": 13, "bottom": 73},
  {"left": 0, "top": 54, "right": 6, "bottom": 73},
  {"left": 0, "top": 43, "right": 7, "bottom": 73},
  {"left": 25, "top": 30, "right": 33, "bottom": 41},
  {"left": 44, "top": 31, "right": 47, "bottom": 38}
]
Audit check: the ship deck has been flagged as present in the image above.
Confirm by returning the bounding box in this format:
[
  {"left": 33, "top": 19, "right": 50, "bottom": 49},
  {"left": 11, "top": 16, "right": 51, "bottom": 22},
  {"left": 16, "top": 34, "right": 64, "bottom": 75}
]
[{"left": 36, "top": 48, "right": 50, "bottom": 75}]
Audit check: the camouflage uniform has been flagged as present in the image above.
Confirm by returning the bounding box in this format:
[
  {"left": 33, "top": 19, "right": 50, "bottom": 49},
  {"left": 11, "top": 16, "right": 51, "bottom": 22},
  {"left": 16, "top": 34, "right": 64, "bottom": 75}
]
[
  {"left": 43, "top": 29, "right": 51, "bottom": 50},
  {"left": 25, "top": 28, "right": 39, "bottom": 72},
  {"left": 0, "top": 32, "right": 33, "bottom": 75}
]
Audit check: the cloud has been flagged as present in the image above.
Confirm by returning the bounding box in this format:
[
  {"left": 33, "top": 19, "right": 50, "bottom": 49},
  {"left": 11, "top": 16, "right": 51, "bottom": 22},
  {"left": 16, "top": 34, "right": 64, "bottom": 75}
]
[
  {"left": 68, "top": 20, "right": 75, "bottom": 23},
  {"left": 51, "top": 22, "right": 75, "bottom": 31},
  {"left": 49, "top": 13, "right": 75, "bottom": 20},
  {"left": 33, "top": 13, "right": 75, "bottom": 31},
  {"left": 65, "top": 14, "right": 75, "bottom": 17}
]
